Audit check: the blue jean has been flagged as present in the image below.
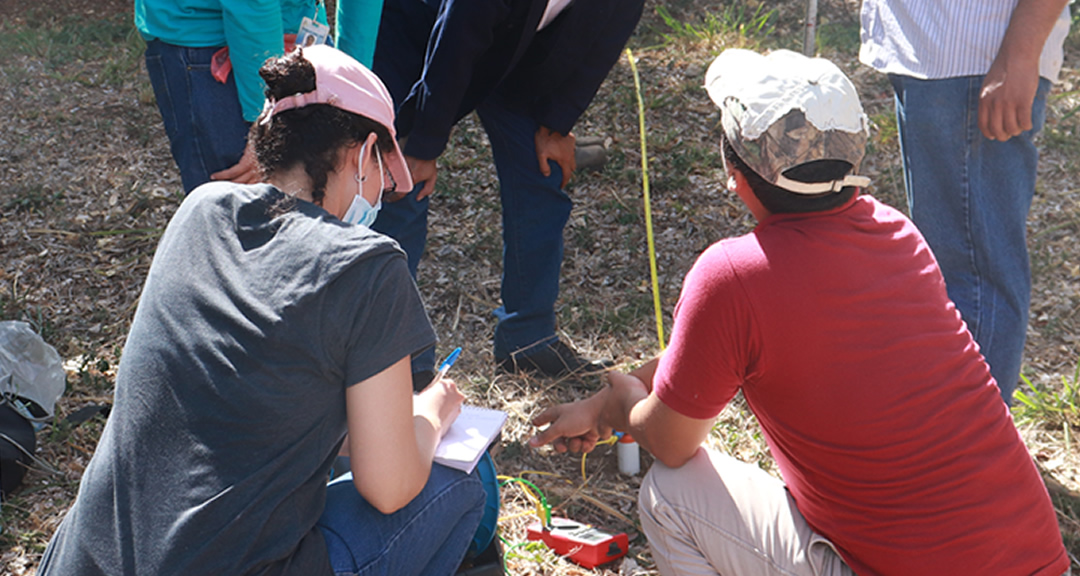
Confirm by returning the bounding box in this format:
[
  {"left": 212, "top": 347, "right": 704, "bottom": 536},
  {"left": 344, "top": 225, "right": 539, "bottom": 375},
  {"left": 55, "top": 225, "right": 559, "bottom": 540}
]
[
  {"left": 373, "top": 92, "right": 573, "bottom": 371},
  {"left": 144, "top": 40, "right": 251, "bottom": 194},
  {"left": 890, "top": 74, "right": 1050, "bottom": 405},
  {"left": 317, "top": 463, "right": 485, "bottom": 576}
]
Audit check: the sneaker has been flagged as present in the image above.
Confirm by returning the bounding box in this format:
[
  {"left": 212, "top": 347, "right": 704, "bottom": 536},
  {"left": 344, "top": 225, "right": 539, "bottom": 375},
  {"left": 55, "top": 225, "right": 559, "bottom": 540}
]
[{"left": 497, "top": 339, "right": 613, "bottom": 378}]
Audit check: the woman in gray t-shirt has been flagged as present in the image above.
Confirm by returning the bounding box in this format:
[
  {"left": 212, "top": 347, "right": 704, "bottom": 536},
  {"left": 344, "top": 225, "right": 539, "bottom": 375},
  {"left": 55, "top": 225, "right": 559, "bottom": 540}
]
[{"left": 38, "top": 45, "right": 486, "bottom": 576}]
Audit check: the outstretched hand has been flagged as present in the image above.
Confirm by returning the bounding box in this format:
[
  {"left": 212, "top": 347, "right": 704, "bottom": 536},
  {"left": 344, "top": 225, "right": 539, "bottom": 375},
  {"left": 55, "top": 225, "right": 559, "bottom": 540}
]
[
  {"left": 535, "top": 126, "right": 576, "bottom": 189},
  {"left": 529, "top": 389, "right": 612, "bottom": 454}
]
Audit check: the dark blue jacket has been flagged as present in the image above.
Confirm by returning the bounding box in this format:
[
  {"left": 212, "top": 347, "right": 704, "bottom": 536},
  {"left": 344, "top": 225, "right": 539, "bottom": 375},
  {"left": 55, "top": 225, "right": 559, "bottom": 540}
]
[{"left": 374, "top": 0, "right": 645, "bottom": 160}]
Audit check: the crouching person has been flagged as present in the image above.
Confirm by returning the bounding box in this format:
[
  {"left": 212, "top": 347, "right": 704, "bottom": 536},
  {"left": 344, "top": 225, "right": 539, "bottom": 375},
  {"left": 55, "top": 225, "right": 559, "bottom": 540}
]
[
  {"left": 529, "top": 49, "right": 1070, "bottom": 576},
  {"left": 38, "top": 46, "right": 485, "bottom": 576}
]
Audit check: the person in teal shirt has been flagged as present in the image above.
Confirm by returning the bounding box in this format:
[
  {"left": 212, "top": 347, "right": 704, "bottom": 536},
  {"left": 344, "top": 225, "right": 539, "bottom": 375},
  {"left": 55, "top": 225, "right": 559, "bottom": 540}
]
[
  {"left": 335, "top": 0, "right": 383, "bottom": 69},
  {"left": 136, "top": 0, "right": 383, "bottom": 194}
]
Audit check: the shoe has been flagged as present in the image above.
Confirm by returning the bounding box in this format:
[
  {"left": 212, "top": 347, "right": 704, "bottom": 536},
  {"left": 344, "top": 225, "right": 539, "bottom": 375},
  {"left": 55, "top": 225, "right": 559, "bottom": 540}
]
[
  {"left": 497, "top": 339, "right": 613, "bottom": 378},
  {"left": 412, "top": 369, "right": 435, "bottom": 393}
]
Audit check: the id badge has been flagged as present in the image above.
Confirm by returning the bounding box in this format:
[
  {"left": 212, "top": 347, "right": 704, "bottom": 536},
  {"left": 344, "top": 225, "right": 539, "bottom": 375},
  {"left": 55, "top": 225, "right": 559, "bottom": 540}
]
[{"left": 297, "top": 17, "right": 330, "bottom": 47}]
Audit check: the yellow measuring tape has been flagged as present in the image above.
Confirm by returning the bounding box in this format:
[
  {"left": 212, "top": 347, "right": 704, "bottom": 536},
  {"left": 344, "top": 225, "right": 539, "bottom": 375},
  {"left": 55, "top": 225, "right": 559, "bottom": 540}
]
[
  {"left": 626, "top": 48, "right": 666, "bottom": 351},
  {"left": 497, "top": 48, "right": 665, "bottom": 550}
]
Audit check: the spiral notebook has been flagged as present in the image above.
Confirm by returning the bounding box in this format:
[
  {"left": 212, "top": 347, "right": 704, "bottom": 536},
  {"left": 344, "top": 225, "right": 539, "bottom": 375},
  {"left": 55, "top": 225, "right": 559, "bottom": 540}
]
[{"left": 434, "top": 405, "right": 507, "bottom": 474}]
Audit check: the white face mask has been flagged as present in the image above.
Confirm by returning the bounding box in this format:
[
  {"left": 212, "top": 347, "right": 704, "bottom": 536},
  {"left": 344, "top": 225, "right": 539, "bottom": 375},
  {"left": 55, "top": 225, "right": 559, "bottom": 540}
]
[{"left": 341, "top": 139, "right": 385, "bottom": 227}]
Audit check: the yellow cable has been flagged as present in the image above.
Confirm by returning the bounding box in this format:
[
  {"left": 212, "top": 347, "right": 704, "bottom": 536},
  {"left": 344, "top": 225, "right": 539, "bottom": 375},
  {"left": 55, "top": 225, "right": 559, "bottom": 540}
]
[
  {"left": 626, "top": 47, "right": 666, "bottom": 351},
  {"left": 579, "top": 435, "right": 621, "bottom": 485},
  {"left": 498, "top": 475, "right": 547, "bottom": 525}
]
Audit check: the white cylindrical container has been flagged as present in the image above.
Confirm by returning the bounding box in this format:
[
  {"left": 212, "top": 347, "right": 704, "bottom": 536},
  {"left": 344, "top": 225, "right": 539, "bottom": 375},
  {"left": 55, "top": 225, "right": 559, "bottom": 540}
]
[{"left": 616, "top": 434, "right": 640, "bottom": 475}]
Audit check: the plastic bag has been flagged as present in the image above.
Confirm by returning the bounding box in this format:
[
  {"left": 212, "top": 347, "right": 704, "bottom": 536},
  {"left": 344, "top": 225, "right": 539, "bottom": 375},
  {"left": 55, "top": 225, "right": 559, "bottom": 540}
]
[{"left": 0, "top": 321, "right": 65, "bottom": 420}]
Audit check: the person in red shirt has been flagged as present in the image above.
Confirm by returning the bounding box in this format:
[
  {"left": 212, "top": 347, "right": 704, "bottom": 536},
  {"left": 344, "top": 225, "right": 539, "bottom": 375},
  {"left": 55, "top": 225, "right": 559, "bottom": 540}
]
[{"left": 528, "top": 48, "right": 1070, "bottom": 576}]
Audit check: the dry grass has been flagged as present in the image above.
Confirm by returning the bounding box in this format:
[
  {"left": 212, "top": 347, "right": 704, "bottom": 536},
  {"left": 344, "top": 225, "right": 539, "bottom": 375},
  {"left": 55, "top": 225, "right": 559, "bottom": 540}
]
[{"left": 2, "top": 0, "right": 1079, "bottom": 574}]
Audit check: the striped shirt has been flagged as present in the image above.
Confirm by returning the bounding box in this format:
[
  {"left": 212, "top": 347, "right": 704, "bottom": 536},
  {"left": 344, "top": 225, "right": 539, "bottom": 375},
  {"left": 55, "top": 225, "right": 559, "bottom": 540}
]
[{"left": 859, "top": 0, "right": 1071, "bottom": 82}]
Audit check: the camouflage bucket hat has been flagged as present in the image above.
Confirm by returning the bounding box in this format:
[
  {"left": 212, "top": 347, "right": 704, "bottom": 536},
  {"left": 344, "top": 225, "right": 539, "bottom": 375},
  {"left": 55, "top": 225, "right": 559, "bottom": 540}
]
[{"left": 705, "top": 49, "right": 871, "bottom": 195}]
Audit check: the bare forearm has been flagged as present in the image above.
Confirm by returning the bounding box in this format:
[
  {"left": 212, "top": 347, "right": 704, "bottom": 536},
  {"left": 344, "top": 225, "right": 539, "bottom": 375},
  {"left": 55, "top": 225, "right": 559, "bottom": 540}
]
[
  {"left": 412, "top": 413, "right": 441, "bottom": 465},
  {"left": 998, "top": 0, "right": 1069, "bottom": 61},
  {"left": 350, "top": 422, "right": 434, "bottom": 514},
  {"left": 355, "top": 410, "right": 447, "bottom": 514},
  {"left": 344, "top": 356, "right": 470, "bottom": 514}
]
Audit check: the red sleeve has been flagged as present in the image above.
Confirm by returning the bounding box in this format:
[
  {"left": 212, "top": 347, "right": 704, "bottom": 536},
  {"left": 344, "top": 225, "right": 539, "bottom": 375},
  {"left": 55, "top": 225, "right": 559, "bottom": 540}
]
[{"left": 653, "top": 240, "right": 763, "bottom": 419}]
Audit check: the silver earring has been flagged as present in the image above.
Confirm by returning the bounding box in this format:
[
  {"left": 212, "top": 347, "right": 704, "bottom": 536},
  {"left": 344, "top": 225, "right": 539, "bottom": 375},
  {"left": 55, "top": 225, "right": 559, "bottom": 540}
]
[{"left": 354, "top": 173, "right": 366, "bottom": 183}]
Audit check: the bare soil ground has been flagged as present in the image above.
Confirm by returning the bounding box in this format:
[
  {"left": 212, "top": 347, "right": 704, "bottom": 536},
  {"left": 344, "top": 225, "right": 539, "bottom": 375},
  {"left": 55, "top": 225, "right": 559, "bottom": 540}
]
[{"left": 1, "top": 0, "right": 1079, "bottom": 574}]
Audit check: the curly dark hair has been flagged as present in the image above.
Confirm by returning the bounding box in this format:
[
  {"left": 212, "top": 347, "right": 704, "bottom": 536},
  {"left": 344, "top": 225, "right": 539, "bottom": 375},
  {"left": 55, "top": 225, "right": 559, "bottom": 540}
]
[{"left": 249, "top": 48, "right": 394, "bottom": 206}]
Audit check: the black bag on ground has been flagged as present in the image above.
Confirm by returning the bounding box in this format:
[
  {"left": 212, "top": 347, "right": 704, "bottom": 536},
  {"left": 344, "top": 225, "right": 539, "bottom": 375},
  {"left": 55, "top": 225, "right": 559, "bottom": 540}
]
[{"left": 0, "top": 401, "right": 36, "bottom": 500}]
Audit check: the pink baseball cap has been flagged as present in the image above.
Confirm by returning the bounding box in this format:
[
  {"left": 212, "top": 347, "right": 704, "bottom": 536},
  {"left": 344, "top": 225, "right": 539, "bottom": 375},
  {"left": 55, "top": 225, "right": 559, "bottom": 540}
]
[{"left": 260, "top": 44, "right": 413, "bottom": 192}]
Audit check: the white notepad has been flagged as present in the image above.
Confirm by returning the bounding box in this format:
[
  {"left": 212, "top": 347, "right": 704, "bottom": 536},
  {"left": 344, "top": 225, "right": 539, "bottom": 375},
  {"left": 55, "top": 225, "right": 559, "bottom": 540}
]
[{"left": 434, "top": 405, "right": 507, "bottom": 474}]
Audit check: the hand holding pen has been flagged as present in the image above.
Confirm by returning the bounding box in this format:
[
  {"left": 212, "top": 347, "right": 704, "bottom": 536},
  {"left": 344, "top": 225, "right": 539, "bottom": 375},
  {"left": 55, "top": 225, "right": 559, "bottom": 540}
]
[
  {"left": 435, "top": 347, "right": 462, "bottom": 383},
  {"left": 415, "top": 347, "right": 465, "bottom": 439}
]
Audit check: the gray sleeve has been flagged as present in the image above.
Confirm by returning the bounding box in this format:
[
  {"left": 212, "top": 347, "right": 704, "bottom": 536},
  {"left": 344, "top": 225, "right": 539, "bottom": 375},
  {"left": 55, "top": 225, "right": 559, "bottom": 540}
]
[{"left": 330, "top": 251, "right": 437, "bottom": 387}]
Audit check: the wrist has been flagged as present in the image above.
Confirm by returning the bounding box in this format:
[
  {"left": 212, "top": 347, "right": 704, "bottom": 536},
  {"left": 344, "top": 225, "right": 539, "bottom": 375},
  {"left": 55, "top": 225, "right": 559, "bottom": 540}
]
[
  {"left": 583, "top": 384, "right": 612, "bottom": 430},
  {"left": 597, "top": 374, "right": 636, "bottom": 432},
  {"left": 596, "top": 376, "right": 630, "bottom": 427},
  {"left": 412, "top": 394, "right": 442, "bottom": 430}
]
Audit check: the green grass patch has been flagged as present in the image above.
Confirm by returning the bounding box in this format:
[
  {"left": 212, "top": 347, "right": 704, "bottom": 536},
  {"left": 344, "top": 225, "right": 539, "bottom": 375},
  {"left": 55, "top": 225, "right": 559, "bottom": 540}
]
[
  {"left": 816, "top": 19, "right": 861, "bottom": 55},
  {"left": 651, "top": 136, "right": 720, "bottom": 193},
  {"left": 869, "top": 110, "right": 899, "bottom": 147},
  {"left": 655, "top": 2, "right": 776, "bottom": 48},
  {"left": 1013, "top": 361, "right": 1080, "bottom": 433},
  {"left": 0, "top": 13, "right": 143, "bottom": 88}
]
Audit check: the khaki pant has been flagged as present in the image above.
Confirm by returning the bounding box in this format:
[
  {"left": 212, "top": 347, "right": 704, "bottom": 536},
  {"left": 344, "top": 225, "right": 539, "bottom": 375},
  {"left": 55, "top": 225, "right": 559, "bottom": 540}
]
[{"left": 638, "top": 448, "right": 854, "bottom": 576}]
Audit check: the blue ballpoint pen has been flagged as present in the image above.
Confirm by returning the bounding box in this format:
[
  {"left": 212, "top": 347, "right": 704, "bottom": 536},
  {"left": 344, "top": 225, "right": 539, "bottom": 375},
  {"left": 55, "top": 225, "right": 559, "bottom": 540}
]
[{"left": 435, "top": 347, "right": 462, "bottom": 382}]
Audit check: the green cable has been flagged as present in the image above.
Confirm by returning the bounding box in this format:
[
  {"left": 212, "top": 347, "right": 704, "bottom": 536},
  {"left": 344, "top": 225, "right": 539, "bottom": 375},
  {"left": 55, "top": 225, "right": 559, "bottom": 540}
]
[
  {"left": 499, "top": 533, "right": 528, "bottom": 552},
  {"left": 626, "top": 48, "right": 666, "bottom": 351}
]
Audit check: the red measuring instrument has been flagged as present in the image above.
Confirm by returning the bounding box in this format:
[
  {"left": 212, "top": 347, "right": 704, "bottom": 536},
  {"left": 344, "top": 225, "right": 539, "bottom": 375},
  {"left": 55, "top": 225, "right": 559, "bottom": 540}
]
[{"left": 525, "top": 517, "right": 629, "bottom": 568}]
